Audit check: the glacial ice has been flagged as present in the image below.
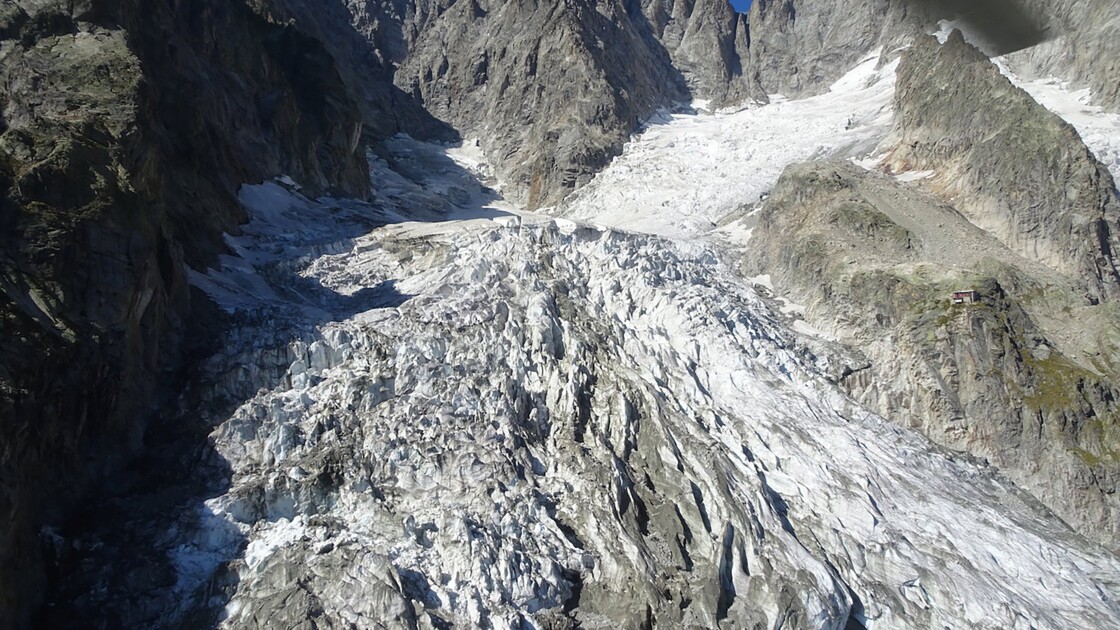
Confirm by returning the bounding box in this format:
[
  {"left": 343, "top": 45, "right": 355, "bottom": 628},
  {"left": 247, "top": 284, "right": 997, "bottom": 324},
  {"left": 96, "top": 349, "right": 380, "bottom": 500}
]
[
  {"left": 176, "top": 128, "right": 1120, "bottom": 627},
  {"left": 556, "top": 49, "right": 898, "bottom": 238}
]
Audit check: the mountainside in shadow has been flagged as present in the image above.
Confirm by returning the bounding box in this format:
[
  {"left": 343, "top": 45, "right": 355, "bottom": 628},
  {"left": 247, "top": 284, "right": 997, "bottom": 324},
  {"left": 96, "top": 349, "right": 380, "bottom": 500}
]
[{"left": 0, "top": 0, "right": 383, "bottom": 623}]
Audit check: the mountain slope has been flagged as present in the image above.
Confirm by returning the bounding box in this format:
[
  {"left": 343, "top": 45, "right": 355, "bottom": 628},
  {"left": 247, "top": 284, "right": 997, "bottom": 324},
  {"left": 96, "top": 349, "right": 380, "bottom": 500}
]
[
  {"left": 744, "top": 159, "right": 1120, "bottom": 547},
  {"left": 6, "top": 0, "right": 1120, "bottom": 627},
  {"left": 743, "top": 33, "right": 1120, "bottom": 546},
  {"left": 888, "top": 32, "right": 1120, "bottom": 302}
]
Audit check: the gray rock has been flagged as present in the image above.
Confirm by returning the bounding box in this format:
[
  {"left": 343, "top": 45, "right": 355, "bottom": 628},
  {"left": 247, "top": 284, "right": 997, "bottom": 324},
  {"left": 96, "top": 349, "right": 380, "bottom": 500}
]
[
  {"left": 743, "top": 159, "right": 1120, "bottom": 548},
  {"left": 0, "top": 0, "right": 375, "bottom": 625},
  {"left": 640, "top": 0, "right": 750, "bottom": 106},
  {"left": 333, "top": 0, "right": 758, "bottom": 207},
  {"left": 887, "top": 32, "right": 1120, "bottom": 303},
  {"left": 742, "top": 0, "right": 896, "bottom": 102}
]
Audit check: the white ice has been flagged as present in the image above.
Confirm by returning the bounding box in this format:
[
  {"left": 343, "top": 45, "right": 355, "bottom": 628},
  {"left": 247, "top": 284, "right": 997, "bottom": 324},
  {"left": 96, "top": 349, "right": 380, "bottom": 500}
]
[
  {"left": 556, "top": 49, "right": 898, "bottom": 238},
  {"left": 176, "top": 40, "right": 1120, "bottom": 630}
]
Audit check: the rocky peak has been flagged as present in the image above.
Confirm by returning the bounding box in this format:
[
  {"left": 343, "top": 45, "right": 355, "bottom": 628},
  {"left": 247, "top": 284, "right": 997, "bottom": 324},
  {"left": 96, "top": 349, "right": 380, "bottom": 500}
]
[
  {"left": 889, "top": 31, "right": 1120, "bottom": 303},
  {"left": 640, "top": 0, "right": 750, "bottom": 105}
]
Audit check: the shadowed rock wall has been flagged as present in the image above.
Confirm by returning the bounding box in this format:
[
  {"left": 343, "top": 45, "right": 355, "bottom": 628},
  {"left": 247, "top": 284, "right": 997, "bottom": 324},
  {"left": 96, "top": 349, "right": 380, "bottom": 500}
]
[{"left": 0, "top": 0, "right": 373, "bottom": 624}]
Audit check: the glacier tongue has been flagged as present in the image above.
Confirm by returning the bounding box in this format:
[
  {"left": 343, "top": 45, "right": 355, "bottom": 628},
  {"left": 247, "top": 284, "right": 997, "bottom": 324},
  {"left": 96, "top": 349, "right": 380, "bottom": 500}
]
[{"left": 168, "top": 141, "right": 1120, "bottom": 628}]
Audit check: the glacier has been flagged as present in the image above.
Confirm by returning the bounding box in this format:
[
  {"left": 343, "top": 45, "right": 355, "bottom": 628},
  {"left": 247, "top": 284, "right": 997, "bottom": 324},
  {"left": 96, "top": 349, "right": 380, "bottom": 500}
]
[
  {"left": 48, "top": 44, "right": 1120, "bottom": 630},
  {"left": 150, "top": 115, "right": 1120, "bottom": 628},
  {"left": 557, "top": 49, "right": 898, "bottom": 237}
]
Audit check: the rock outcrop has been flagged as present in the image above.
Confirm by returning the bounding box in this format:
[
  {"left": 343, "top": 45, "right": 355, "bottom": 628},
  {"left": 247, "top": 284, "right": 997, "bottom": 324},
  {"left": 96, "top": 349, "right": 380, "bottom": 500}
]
[
  {"left": 744, "top": 160, "right": 1120, "bottom": 546},
  {"left": 249, "top": 0, "right": 458, "bottom": 141},
  {"left": 888, "top": 32, "right": 1120, "bottom": 303},
  {"left": 0, "top": 0, "right": 373, "bottom": 624}
]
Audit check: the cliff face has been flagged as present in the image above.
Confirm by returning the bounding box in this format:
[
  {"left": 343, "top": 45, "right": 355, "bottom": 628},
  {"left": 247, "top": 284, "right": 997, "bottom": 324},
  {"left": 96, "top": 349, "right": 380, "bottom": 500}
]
[
  {"left": 0, "top": 0, "right": 371, "bottom": 624},
  {"left": 245, "top": 0, "right": 457, "bottom": 141},
  {"left": 361, "top": 0, "right": 691, "bottom": 208},
  {"left": 744, "top": 34, "right": 1120, "bottom": 546},
  {"left": 640, "top": 0, "right": 750, "bottom": 105},
  {"left": 743, "top": 0, "right": 895, "bottom": 100}
]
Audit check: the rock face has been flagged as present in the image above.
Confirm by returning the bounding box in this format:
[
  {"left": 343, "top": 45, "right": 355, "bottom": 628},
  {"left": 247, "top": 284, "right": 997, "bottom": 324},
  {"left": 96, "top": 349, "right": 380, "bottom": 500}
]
[
  {"left": 356, "top": 0, "right": 691, "bottom": 208},
  {"left": 335, "top": 0, "right": 758, "bottom": 208},
  {"left": 248, "top": 0, "right": 457, "bottom": 141},
  {"left": 0, "top": 0, "right": 372, "bottom": 624},
  {"left": 1009, "top": 0, "right": 1120, "bottom": 111},
  {"left": 738, "top": 0, "right": 1097, "bottom": 103},
  {"left": 743, "top": 0, "right": 895, "bottom": 100},
  {"left": 744, "top": 160, "right": 1120, "bottom": 547},
  {"left": 888, "top": 32, "right": 1120, "bottom": 303},
  {"left": 640, "top": 0, "right": 750, "bottom": 105}
]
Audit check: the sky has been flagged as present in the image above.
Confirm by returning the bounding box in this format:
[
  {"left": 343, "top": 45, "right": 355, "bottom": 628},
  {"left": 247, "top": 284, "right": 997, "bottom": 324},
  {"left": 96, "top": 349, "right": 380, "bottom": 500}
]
[{"left": 729, "top": 0, "right": 751, "bottom": 13}]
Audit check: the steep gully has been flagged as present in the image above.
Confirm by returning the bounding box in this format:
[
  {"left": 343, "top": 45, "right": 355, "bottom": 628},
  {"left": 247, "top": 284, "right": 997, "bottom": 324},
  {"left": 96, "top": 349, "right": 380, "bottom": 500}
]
[{"left": 39, "top": 46, "right": 1120, "bottom": 627}]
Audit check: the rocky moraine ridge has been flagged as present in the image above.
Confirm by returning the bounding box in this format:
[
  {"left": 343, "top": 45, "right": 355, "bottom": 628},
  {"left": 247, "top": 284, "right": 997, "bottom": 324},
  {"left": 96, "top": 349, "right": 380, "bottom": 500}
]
[{"left": 2, "top": 0, "right": 1120, "bottom": 627}]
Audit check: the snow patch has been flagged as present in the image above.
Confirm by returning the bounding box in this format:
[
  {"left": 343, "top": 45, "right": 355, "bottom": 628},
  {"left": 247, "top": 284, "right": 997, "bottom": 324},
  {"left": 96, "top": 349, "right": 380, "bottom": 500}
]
[{"left": 894, "top": 169, "right": 936, "bottom": 183}]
